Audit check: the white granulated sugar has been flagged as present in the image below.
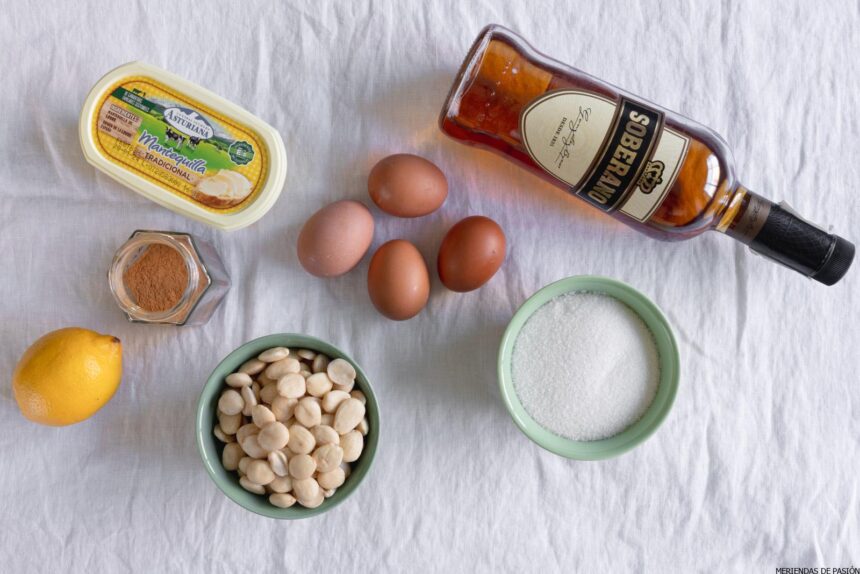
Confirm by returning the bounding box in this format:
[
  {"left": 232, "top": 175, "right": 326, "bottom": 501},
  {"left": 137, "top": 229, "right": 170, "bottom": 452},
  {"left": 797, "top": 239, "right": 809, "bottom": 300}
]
[{"left": 512, "top": 292, "right": 660, "bottom": 441}]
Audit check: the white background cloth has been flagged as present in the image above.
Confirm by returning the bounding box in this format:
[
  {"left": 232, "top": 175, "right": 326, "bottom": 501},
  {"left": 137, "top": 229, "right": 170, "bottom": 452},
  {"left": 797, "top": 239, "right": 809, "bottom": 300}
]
[{"left": 1, "top": 0, "right": 858, "bottom": 571}]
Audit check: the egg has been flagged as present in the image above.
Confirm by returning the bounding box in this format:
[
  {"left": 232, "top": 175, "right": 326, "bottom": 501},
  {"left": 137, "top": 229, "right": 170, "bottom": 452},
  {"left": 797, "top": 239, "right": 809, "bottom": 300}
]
[
  {"left": 367, "top": 240, "right": 430, "bottom": 320},
  {"left": 367, "top": 154, "right": 448, "bottom": 218},
  {"left": 297, "top": 200, "right": 374, "bottom": 277},
  {"left": 437, "top": 216, "right": 506, "bottom": 292}
]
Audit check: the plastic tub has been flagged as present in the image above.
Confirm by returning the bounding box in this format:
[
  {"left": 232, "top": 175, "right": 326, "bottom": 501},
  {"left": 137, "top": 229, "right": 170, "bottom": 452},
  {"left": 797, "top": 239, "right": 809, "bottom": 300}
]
[{"left": 80, "top": 62, "right": 287, "bottom": 231}]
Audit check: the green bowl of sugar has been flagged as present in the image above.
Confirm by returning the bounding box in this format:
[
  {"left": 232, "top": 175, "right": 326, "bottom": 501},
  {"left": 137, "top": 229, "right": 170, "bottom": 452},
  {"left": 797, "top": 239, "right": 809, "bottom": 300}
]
[{"left": 498, "top": 276, "right": 679, "bottom": 460}]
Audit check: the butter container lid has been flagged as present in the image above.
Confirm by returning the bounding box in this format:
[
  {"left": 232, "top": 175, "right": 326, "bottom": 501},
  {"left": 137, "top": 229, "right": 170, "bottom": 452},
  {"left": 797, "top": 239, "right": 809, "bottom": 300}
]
[{"left": 80, "top": 62, "right": 287, "bottom": 231}]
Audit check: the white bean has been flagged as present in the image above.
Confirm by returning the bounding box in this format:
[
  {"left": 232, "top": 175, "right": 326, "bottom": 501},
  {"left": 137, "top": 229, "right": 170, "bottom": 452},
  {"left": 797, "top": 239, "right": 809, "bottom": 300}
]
[
  {"left": 218, "top": 411, "right": 242, "bottom": 435},
  {"left": 218, "top": 389, "right": 244, "bottom": 416},
  {"left": 222, "top": 442, "right": 244, "bottom": 471},
  {"left": 268, "top": 450, "right": 289, "bottom": 477},
  {"left": 268, "top": 475, "right": 292, "bottom": 494},
  {"left": 258, "top": 347, "right": 289, "bottom": 363},
  {"left": 357, "top": 417, "right": 369, "bottom": 436},
  {"left": 251, "top": 404, "right": 276, "bottom": 428},
  {"left": 238, "top": 358, "right": 266, "bottom": 376},
  {"left": 334, "top": 398, "right": 365, "bottom": 434},
  {"left": 258, "top": 422, "right": 290, "bottom": 452},
  {"left": 265, "top": 357, "right": 302, "bottom": 379},
  {"left": 292, "top": 477, "right": 320, "bottom": 501},
  {"left": 295, "top": 397, "right": 322, "bottom": 428},
  {"left": 312, "top": 354, "right": 330, "bottom": 374},
  {"left": 259, "top": 383, "right": 279, "bottom": 405},
  {"left": 270, "top": 493, "right": 297, "bottom": 508},
  {"left": 213, "top": 425, "right": 234, "bottom": 443},
  {"left": 277, "top": 373, "right": 306, "bottom": 399},
  {"left": 241, "top": 433, "right": 268, "bottom": 459},
  {"left": 313, "top": 444, "right": 344, "bottom": 473},
  {"left": 239, "top": 476, "right": 265, "bottom": 495},
  {"left": 216, "top": 346, "right": 366, "bottom": 509},
  {"left": 271, "top": 396, "right": 297, "bottom": 422},
  {"left": 288, "top": 454, "right": 317, "bottom": 480},
  {"left": 240, "top": 385, "right": 257, "bottom": 416},
  {"left": 297, "top": 349, "right": 316, "bottom": 361},
  {"left": 225, "top": 372, "right": 253, "bottom": 388},
  {"left": 317, "top": 467, "right": 345, "bottom": 490},
  {"left": 287, "top": 424, "right": 316, "bottom": 454},
  {"left": 246, "top": 459, "right": 275, "bottom": 485},
  {"left": 306, "top": 373, "right": 333, "bottom": 397},
  {"left": 256, "top": 373, "right": 276, "bottom": 387},
  {"left": 321, "top": 390, "right": 350, "bottom": 413},
  {"left": 341, "top": 430, "right": 364, "bottom": 463},
  {"left": 299, "top": 489, "right": 325, "bottom": 509},
  {"left": 327, "top": 358, "right": 356, "bottom": 387},
  {"left": 310, "top": 425, "right": 340, "bottom": 446},
  {"left": 236, "top": 423, "right": 259, "bottom": 444}
]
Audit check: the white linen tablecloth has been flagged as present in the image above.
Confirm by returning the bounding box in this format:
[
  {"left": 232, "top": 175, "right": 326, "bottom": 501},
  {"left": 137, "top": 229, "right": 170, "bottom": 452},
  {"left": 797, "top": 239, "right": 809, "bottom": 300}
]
[{"left": 1, "top": 0, "right": 858, "bottom": 571}]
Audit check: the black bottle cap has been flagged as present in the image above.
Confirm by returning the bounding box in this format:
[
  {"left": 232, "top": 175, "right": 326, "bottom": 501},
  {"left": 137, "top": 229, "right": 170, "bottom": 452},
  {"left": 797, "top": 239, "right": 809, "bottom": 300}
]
[
  {"left": 747, "top": 201, "right": 854, "bottom": 286},
  {"left": 811, "top": 235, "right": 855, "bottom": 286}
]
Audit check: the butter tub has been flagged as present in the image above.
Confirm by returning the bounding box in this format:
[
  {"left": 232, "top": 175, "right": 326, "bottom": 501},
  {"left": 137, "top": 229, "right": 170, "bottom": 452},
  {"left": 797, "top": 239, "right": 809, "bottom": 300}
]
[{"left": 80, "top": 62, "right": 287, "bottom": 231}]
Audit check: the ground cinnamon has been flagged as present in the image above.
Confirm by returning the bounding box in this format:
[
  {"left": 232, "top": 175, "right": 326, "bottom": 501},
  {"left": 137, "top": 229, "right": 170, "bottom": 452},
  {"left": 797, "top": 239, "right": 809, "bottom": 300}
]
[{"left": 123, "top": 244, "right": 189, "bottom": 312}]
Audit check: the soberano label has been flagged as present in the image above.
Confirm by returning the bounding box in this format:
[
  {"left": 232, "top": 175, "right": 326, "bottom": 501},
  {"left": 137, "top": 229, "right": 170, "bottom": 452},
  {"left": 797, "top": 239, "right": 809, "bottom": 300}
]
[{"left": 520, "top": 89, "right": 689, "bottom": 222}]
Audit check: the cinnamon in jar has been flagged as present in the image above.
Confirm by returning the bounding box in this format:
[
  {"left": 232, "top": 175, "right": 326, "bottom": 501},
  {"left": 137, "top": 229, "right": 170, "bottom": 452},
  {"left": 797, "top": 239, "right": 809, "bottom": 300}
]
[{"left": 109, "top": 230, "right": 231, "bottom": 326}]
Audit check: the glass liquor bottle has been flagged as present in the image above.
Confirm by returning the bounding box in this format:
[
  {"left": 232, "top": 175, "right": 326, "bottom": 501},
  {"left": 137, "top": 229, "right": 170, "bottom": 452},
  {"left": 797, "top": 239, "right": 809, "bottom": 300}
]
[{"left": 439, "top": 25, "right": 853, "bottom": 285}]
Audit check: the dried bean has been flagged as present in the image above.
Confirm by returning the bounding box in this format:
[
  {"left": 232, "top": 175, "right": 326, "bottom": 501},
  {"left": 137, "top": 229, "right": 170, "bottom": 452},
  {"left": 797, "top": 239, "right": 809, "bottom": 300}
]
[
  {"left": 258, "top": 422, "right": 290, "bottom": 452},
  {"left": 238, "top": 358, "right": 266, "bottom": 376},
  {"left": 317, "top": 467, "right": 345, "bottom": 490},
  {"left": 218, "top": 389, "right": 243, "bottom": 416},
  {"left": 270, "top": 493, "right": 297, "bottom": 508},
  {"left": 295, "top": 397, "right": 322, "bottom": 428},
  {"left": 258, "top": 347, "right": 289, "bottom": 362},
  {"left": 334, "top": 398, "right": 365, "bottom": 434},
  {"left": 240, "top": 476, "right": 265, "bottom": 494},
  {"left": 225, "top": 372, "right": 253, "bottom": 388},
  {"left": 288, "top": 454, "right": 317, "bottom": 480},
  {"left": 321, "top": 390, "right": 350, "bottom": 413},
  {"left": 287, "top": 424, "right": 315, "bottom": 454}
]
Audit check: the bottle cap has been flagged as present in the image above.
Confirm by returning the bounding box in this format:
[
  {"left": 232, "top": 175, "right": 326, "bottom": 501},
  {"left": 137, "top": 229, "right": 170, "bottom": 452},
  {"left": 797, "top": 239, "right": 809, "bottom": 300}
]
[
  {"left": 811, "top": 235, "right": 855, "bottom": 286},
  {"left": 746, "top": 201, "right": 854, "bottom": 286}
]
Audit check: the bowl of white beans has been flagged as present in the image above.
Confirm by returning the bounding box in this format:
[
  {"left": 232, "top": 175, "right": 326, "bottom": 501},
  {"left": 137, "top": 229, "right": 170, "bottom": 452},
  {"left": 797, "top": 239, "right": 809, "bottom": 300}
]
[{"left": 196, "top": 333, "right": 380, "bottom": 519}]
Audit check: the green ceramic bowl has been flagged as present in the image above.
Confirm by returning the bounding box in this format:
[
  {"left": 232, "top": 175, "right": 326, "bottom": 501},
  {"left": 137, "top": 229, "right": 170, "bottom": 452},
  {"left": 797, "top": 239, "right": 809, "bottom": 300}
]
[
  {"left": 196, "top": 333, "right": 380, "bottom": 519},
  {"left": 498, "top": 276, "right": 679, "bottom": 460}
]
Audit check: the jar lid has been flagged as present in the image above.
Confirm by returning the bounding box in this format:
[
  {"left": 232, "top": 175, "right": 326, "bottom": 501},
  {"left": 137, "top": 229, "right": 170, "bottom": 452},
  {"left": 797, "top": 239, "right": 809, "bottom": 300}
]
[{"left": 79, "top": 62, "right": 287, "bottom": 231}]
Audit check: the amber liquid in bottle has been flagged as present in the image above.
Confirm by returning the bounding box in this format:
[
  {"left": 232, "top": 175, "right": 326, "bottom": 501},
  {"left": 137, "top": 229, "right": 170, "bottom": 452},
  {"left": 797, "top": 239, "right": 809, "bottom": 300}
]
[{"left": 440, "top": 25, "right": 853, "bottom": 285}]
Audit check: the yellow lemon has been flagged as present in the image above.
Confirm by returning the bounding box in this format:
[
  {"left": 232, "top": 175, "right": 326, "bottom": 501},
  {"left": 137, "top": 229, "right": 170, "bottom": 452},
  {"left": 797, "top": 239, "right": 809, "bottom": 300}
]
[{"left": 13, "top": 327, "right": 122, "bottom": 426}]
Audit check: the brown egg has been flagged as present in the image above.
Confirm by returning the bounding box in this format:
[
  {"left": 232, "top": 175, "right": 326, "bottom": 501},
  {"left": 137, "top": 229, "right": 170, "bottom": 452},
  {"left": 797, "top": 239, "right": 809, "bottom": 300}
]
[
  {"left": 437, "top": 216, "right": 506, "bottom": 292},
  {"left": 367, "top": 154, "right": 448, "bottom": 218},
  {"left": 367, "top": 240, "right": 430, "bottom": 320},
  {"left": 297, "top": 200, "right": 374, "bottom": 277}
]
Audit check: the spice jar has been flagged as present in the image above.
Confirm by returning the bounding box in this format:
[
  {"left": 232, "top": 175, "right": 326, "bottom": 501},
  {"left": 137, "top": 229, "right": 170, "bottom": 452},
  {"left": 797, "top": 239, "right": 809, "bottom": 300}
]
[{"left": 109, "top": 230, "right": 230, "bottom": 326}]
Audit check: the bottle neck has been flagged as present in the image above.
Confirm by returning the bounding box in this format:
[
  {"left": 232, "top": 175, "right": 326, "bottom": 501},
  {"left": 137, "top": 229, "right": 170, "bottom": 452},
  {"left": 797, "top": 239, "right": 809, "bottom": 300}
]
[
  {"left": 719, "top": 186, "right": 769, "bottom": 244},
  {"left": 718, "top": 187, "right": 854, "bottom": 285}
]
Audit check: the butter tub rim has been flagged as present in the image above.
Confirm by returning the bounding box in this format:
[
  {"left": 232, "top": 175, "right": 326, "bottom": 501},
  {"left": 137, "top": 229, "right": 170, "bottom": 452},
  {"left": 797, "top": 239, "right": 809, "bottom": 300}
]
[{"left": 79, "top": 61, "right": 287, "bottom": 231}]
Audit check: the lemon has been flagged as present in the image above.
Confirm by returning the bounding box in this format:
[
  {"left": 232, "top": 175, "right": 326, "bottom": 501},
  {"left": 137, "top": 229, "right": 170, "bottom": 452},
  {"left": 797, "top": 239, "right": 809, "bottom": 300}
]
[{"left": 13, "top": 327, "right": 122, "bottom": 426}]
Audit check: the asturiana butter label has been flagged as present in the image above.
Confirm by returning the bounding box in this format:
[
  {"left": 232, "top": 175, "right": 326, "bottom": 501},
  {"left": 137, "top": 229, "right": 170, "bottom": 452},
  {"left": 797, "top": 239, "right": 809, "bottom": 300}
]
[{"left": 93, "top": 77, "right": 268, "bottom": 212}]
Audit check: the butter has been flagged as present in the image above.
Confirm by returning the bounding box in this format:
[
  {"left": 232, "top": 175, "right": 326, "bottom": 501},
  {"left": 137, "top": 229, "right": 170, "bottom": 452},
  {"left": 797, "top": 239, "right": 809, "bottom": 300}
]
[{"left": 80, "top": 62, "right": 287, "bottom": 231}]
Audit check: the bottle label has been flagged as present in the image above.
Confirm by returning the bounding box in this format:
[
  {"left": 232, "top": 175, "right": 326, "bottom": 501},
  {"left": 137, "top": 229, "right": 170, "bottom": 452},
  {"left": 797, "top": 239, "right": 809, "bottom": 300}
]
[
  {"left": 520, "top": 90, "right": 689, "bottom": 221},
  {"left": 92, "top": 76, "right": 268, "bottom": 213}
]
